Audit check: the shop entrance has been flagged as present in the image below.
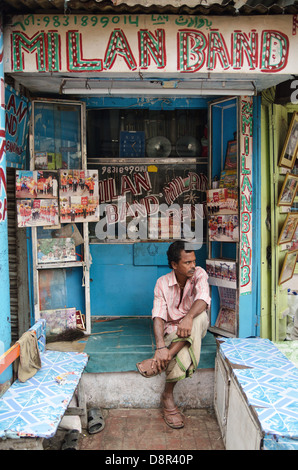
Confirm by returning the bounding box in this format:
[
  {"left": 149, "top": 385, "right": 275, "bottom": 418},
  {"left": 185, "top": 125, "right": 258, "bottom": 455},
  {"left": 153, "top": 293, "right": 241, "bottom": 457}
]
[{"left": 86, "top": 102, "right": 209, "bottom": 318}]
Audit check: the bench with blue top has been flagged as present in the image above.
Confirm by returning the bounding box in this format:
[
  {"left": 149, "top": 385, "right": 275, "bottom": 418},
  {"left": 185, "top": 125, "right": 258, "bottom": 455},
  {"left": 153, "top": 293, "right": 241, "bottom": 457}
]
[
  {"left": 215, "top": 337, "right": 298, "bottom": 450},
  {"left": 0, "top": 319, "right": 88, "bottom": 450}
]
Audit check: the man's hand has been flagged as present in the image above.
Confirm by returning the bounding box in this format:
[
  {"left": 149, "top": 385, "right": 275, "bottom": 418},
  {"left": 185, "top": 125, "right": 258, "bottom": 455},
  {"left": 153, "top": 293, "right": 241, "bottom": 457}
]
[
  {"left": 177, "top": 315, "right": 193, "bottom": 338},
  {"left": 153, "top": 347, "right": 172, "bottom": 373}
]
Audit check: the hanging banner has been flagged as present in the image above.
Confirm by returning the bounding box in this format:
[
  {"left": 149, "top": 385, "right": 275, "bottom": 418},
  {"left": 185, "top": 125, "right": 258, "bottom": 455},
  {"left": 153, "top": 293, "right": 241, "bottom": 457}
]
[
  {"left": 239, "top": 96, "right": 253, "bottom": 295},
  {"left": 3, "top": 14, "right": 297, "bottom": 75},
  {"left": 5, "top": 85, "right": 30, "bottom": 169}
]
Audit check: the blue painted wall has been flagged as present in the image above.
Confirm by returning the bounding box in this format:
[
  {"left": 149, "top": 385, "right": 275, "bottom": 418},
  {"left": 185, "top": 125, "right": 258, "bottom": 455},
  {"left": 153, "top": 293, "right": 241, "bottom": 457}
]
[{"left": 90, "top": 242, "right": 207, "bottom": 317}]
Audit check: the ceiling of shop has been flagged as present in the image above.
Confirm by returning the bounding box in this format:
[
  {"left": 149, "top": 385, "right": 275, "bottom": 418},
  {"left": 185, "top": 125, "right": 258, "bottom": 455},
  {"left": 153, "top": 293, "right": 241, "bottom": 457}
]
[{"left": 2, "top": 0, "right": 297, "bottom": 97}]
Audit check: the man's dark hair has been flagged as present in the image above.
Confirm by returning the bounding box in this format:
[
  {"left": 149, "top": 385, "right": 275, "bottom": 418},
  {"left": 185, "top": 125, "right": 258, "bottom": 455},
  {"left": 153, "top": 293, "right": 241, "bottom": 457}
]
[{"left": 167, "top": 240, "right": 194, "bottom": 269}]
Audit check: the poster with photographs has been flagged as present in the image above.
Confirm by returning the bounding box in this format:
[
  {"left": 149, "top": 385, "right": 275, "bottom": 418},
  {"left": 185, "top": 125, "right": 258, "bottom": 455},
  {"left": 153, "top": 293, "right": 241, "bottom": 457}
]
[
  {"left": 206, "top": 259, "right": 237, "bottom": 289},
  {"left": 278, "top": 112, "right": 298, "bottom": 169},
  {"left": 206, "top": 188, "right": 238, "bottom": 215},
  {"left": 208, "top": 214, "right": 239, "bottom": 242},
  {"left": 16, "top": 170, "right": 58, "bottom": 199},
  {"left": 283, "top": 223, "right": 298, "bottom": 252},
  {"left": 277, "top": 173, "right": 298, "bottom": 207},
  {"left": 59, "top": 170, "right": 100, "bottom": 223},
  {"left": 278, "top": 213, "right": 298, "bottom": 245},
  {"left": 224, "top": 140, "right": 237, "bottom": 170},
  {"left": 37, "top": 238, "right": 76, "bottom": 264},
  {"left": 17, "top": 199, "right": 59, "bottom": 227},
  {"left": 278, "top": 250, "right": 298, "bottom": 285},
  {"left": 214, "top": 287, "right": 237, "bottom": 335}
]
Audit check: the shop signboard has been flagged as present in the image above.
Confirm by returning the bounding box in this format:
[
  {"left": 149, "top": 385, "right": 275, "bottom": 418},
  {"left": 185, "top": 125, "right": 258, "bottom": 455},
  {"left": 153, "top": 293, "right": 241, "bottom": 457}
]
[
  {"left": 239, "top": 96, "right": 253, "bottom": 295},
  {"left": 3, "top": 15, "right": 297, "bottom": 75}
]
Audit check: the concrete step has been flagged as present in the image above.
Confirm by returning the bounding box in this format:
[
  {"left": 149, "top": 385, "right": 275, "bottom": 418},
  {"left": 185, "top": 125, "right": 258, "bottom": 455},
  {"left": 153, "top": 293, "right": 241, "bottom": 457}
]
[{"left": 82, "top": 368, "right": 215, "bottom": 409}]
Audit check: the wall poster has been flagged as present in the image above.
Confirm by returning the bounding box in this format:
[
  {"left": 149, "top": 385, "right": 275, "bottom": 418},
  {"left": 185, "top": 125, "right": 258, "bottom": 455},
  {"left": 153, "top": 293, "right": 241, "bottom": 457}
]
[
  {"left": 17, "top": 198, "right": 59, "bottom": 227},
  {"left": 59, "top": 169, "right": 100, "bottom": 223}
]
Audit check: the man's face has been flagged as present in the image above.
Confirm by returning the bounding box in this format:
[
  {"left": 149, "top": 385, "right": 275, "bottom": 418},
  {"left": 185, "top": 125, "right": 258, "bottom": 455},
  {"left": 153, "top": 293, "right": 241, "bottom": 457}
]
[{"left": 172, "top": 250, "right": 196, "bottom": 279}]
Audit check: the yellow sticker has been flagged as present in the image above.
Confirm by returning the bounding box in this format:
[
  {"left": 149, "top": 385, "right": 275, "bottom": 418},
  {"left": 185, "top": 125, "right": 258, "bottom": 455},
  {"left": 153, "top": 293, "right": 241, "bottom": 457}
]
[{"left": 148, "top": 165, "right": 158, "bottom": 173}]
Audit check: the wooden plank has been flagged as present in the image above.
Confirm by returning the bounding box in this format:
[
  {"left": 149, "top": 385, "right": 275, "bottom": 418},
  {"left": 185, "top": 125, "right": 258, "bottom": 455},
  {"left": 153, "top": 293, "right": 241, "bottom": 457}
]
[
  {"left": 0, "top": 330, "right": 36, "bottom": 376},
  {"left": 0, "top": 343, "right": 20, "bottom": 376}
]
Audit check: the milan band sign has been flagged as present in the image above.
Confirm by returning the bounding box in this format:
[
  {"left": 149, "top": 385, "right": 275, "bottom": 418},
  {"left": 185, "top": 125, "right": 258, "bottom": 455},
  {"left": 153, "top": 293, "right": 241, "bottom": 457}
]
[{"left": 3, "top": 14, "right": 297, "bottom": 75}]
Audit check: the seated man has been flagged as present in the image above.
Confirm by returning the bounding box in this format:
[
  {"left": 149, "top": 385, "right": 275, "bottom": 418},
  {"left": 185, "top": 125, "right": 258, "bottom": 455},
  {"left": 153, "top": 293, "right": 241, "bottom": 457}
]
[{"left": 137, "top": 240, "right": 210, "bottom": 429}]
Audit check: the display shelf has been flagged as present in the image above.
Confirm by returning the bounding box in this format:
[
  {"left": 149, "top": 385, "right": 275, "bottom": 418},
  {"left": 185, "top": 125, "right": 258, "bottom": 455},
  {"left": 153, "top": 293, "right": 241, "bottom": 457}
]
[
  {"left": 29, "top": 99, "right": 91, "bottom": 334},
  {"left": 36, "top": 261, "right": 85, "bottom": 269},
  {"left": 207, "top": 97, "right": 240, "bottom": 338}
]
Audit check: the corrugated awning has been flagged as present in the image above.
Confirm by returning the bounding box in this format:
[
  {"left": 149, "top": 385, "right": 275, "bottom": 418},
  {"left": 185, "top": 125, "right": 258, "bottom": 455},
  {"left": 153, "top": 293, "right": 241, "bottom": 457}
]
[{"left": 2, "top": 0, "right": 298, "bottom": 16}]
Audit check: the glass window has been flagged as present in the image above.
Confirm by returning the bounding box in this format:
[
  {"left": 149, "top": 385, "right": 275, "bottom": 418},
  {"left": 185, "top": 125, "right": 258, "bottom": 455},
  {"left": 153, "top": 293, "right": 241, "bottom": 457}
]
[
  {"left": 87, "top": 108, "right": 207, "bottom": 159},
  {"left": 86, "top": 107, "right": 208, "bottom": 243},
  {"left": 33, "top": 101, "right": 83, "bottom": 169}
]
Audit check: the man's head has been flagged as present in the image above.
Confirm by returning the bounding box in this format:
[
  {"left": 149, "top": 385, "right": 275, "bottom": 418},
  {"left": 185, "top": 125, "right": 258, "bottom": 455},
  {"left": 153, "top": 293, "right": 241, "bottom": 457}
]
[{"left": 167, "top": 241, "right": 196, "bottom": 279}]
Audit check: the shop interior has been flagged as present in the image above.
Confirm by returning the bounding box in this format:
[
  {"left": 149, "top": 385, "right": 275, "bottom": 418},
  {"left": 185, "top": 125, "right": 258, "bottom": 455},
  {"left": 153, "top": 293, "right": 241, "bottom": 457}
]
[{"left": 16, "top": 94, "right": 248, "bottom": 373}]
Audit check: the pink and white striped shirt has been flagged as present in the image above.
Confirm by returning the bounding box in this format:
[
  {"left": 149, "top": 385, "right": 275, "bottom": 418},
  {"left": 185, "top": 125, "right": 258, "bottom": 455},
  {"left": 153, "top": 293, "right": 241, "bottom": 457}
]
[{"left": 152, "top": 266, "right": 211, "bottom": 335}]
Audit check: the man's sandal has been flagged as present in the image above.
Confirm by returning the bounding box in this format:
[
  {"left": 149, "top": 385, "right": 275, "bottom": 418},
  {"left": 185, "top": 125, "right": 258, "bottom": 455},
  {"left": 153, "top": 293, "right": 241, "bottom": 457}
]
[
  {"left": 136, "top": 358, "right": 161, "bottom": 378},
  {"left": 162, "top": 406, "right": 184, "bottom": 429}
]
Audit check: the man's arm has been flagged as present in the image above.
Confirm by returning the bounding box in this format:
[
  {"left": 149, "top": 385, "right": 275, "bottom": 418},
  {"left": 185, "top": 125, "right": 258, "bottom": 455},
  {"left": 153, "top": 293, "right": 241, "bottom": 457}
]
[{"left": 177, "top": 299, "right": 207, "bottom": 338}]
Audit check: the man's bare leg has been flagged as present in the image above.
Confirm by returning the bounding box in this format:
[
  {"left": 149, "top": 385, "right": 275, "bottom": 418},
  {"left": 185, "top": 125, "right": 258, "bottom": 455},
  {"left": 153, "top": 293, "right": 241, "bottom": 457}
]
[
  {"left": 162, "top": 381, "right": 177, "bottom": 409},
  {"left": 168, "top": 340, "right": 187, "bottom": 359},
  {"left": 162, "top": 381, "right": 184, "bottom": 428},
  {"left": 160, "top": 340, "right": 188, "bottom": 428}
]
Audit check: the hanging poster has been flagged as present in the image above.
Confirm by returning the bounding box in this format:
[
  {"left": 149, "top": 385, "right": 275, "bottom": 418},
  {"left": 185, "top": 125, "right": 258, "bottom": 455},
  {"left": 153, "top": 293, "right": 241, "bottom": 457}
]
[
  {"left": 281, "top": 223, "right": 298, "bottom": 252},
  {"left": 208, "top": 214, "right": 239, "bottom": 242},
  {"left": 206, "top": 188, "right": 238, "bottom": 215},
  {"left": 214, "top": 287, "right": 237, "bottom": 335},
  {"left": 37, "top": 238, "right": 76, "bottom": 264},
  {"left": 279, "top": 250, "right": 298, "bottom": 285},
  {"left": 206, "top": 259, "right": 237, "bottom": 289},
  {"left": 5, "top": 84, "right": 31, "bottom": 169},
  {"left": 16, "top": 170, "right": 59, "bottom": 199},
  {"left": 16, "top": 199, "right": 59, "bottom": 227},
  {"left": 59, "top": 169, "right": 100, "bottom": 222},
  {"left": 224, "top": 140, "right": 237, "bottom": 170},
  {"left": 277, "top": 173, "right": 298, "bottom": 206},
  {"left": 278, "top": 213, "right": 298, "bottom": 245},
  {"left": 278, "top": 112, "right": 298, "bottom": 169}
]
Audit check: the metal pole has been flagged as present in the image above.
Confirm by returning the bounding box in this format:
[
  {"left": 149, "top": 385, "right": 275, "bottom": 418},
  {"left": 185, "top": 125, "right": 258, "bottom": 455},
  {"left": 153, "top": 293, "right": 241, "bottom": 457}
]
[{"left": 0, "top": 14, "right": 12, "bottom": 385}]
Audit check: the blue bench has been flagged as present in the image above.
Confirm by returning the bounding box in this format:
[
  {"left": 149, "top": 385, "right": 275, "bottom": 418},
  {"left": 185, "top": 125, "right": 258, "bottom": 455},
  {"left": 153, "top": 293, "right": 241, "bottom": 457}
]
[
  {"left": 0, "top": 319, "right": 88, "bottom": 450},
  {"left": 215, "top": 338, "right": 298, "bottom": 450}
]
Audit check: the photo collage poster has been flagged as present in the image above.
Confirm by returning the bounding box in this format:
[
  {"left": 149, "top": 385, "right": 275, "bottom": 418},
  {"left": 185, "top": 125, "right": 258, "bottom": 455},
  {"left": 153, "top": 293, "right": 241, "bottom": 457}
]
[
  {"left": 214, "top": 287, "right": 237, "bottom": 335},
  {"left": 15, "top": 169, "right": 99, "bottom": 227},
  {"left": 59, "top": 170, "right": 99, "bottom": 223},
  {"left": 206, "top": 259, "right": 237, "bottom": 289},
  {"left": 207, "top": 259, "right": 237, "bottom": 334}
]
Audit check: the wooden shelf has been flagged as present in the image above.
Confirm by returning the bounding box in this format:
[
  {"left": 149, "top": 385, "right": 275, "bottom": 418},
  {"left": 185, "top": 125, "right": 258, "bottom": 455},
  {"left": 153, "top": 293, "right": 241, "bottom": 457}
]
[{"left": 36, "top": 261, "right": 85, "bottom": 270}]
